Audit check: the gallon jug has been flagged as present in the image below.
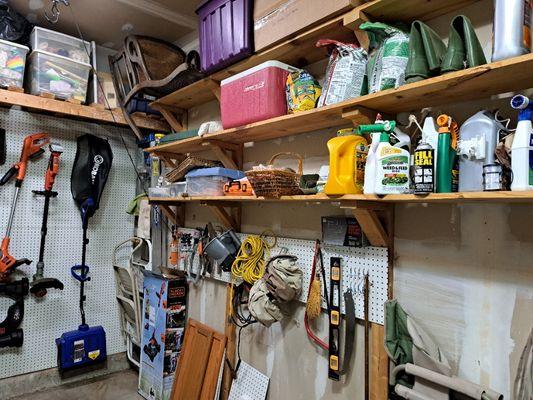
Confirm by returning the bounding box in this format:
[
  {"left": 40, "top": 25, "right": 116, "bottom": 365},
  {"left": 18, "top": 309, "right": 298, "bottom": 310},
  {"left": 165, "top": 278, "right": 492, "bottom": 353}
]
[
  {"left": 325, "top": 129, "right": 368, "bottom": 195},
  {"left": 458, "top": 111, "right": 507, "bottom": 192},
  {"left": 363, "top": 131, "right": 380, "bottom": 195},
  {"left": 511, "top": 95, "right": 533, "bottom": 191},
  {"left": 492, "top": 0, "right": 532, "bottom": 61}
]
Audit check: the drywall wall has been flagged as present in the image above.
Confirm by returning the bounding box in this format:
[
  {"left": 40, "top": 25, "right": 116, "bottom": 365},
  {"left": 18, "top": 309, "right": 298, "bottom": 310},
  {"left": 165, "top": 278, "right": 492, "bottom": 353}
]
[{"left": 175, "top": 0, "right": 533, "bottom": 398}]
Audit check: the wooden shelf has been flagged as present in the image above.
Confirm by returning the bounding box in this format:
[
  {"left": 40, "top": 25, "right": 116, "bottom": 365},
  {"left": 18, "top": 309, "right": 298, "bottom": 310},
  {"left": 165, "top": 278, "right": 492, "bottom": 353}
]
[
  {"left": 153, "top": 0, "right": 481, "bottom": 111},
  {"left": 147, "top": 53, "right": 533, "bottom": 155},
  {"left": 0, "top": 89, "right": 169, "bottom": 131},
  {"left": 152, "top": 11, "right": 356, "bottom": 110},
  {"left": 149, "top": 191, "right": 533, "bottom": 205}
]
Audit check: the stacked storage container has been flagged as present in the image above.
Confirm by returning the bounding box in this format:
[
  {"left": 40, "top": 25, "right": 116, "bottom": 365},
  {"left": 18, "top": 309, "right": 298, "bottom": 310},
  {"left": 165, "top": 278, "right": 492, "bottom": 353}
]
[
  {"left": 0, "top": 40, "right": 29, "bottom": 90},
  {"left": 27, "top": 27, "right": 92, "bottom": 103}
]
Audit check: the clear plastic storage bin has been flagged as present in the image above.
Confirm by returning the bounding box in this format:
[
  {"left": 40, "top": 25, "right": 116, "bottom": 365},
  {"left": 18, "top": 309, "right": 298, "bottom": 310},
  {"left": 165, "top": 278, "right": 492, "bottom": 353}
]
[
  {"left": 186, "top": 176, "right": 230, "bottom": 196},
  {"left": 0, "top": 39, "right": 29, "bottom": 89},
  {"left": 30, "top": 26, "right": 91, "bottom": 64},
  {"left": 148, "top": 186, "right": 172, "bottom": 198},
  {"left": 27, "top": 50, "right": 91, "bottom": 102}
]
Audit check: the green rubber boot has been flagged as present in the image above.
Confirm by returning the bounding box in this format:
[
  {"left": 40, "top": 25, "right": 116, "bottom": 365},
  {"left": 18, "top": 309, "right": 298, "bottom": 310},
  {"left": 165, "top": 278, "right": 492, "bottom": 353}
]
[
  {"left": 406, "top": 21, "right": 446, "bottom": 83},
  {"left": 441, "top": 15, "right": 487, "bottom": 73}
]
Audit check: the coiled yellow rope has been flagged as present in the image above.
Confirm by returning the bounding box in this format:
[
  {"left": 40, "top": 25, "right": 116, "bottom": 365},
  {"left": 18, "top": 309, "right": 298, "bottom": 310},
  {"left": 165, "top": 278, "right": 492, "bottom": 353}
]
[{"left": 231, "top": 231, "right": 276, "bottom": 285}]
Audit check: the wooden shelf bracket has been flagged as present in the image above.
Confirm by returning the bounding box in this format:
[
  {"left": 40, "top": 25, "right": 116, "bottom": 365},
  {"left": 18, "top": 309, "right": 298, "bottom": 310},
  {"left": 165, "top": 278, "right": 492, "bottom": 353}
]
[
  {"left": 207, "top": 204, "right": 241, "bottom": 231},
  {"left": 159, "top": 204, "right": 185, "bottom": 227},
  {"left": 342, "top": 107, "right": 375, "bottom": 128},
  {"left": 151, "top": 103, "right": 187, "bottom": 132}
]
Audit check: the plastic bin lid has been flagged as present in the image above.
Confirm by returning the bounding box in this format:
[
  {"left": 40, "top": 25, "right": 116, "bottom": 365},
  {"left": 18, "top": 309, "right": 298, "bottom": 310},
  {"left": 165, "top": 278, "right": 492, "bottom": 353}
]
[
  {"left": 186, "top": 167, "right": 245, "bottom": 180},
  {"left": 0, "top": 39, "right": 29, "bottom": 51},
  {"left": 221, "top": 60, "right": 298, "bottom": 85},
  {"left": 29, "top": 49, "right": 92, "bottom": 68},
  {"left": 31, "top": 26, "right": 90, "bottom": 46}
]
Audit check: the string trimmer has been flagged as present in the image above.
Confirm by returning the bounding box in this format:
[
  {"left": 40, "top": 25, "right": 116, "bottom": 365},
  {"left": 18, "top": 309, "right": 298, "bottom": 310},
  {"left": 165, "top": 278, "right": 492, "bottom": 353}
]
[
  {"left": 0, "top": 133, "right": 50, "bottom": 280},
  {"left": 30, "top": 144, "right": 65, "bottom": 297}
]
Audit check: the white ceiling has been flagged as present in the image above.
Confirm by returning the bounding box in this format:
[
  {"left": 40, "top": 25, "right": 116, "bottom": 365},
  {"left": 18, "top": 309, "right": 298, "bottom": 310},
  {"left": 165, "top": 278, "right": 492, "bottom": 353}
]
[{"left": 11, "top": 0, "right": 202, "bottom": 49}]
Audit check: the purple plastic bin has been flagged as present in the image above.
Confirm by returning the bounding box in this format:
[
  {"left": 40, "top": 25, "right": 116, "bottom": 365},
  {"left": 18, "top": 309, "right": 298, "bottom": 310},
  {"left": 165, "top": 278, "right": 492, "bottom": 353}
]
[{"left": 196, "top": 0, "right": 254, "bottom": 74}]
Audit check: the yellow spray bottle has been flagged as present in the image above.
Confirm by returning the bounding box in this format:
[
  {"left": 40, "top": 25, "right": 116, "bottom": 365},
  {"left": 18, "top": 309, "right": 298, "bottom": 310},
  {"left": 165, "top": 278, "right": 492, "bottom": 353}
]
[{"left": 325, "top": 128, "right": 368, "bottom": 195}]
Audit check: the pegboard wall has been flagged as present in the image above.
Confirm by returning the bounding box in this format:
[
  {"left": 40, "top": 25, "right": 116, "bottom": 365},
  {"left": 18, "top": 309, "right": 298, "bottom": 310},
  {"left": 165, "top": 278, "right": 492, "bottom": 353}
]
[
  {"left": 176, "top": 228, "right": 389, "bottom": 324},
  {"left": 0, "top": 108, "right": 137, "bottom": 379}
]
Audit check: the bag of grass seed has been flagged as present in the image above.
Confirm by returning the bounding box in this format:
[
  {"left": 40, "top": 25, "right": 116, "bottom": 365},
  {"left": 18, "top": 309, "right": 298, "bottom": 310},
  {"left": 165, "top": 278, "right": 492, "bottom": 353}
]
[{"left": 360, "top": 22, "right": 409, "bottom": 93}]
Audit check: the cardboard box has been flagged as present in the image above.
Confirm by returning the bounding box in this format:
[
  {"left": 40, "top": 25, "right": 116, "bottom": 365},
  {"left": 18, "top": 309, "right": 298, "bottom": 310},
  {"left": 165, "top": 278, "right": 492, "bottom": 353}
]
[
  {"left": 321, "top": 216, "right": 368, "bottom": 248},
  {"left": 138, "top": 272, "right": 187, "bottom": 400},
  {"left": 253, "top": 0, "right": 357, "bottom": 51}
]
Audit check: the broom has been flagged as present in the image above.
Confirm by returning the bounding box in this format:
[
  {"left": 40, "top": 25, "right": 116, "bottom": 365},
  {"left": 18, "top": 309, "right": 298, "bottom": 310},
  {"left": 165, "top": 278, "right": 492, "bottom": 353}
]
[{"left": 305, "top": 240, "right": 322, "bottom": 320}]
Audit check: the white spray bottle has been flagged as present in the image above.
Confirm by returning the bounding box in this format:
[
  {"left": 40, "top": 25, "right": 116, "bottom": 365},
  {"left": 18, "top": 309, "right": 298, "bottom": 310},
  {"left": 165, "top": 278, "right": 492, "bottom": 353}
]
[{"left": 511, "top": 94, "right": 533, "bottom": 191}]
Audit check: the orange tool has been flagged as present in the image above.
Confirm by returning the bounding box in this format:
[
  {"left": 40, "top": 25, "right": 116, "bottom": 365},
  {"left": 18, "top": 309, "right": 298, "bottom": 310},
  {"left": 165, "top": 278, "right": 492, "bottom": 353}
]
[
  {"left": 224, "top": 178, "right": 254, "bottom": 196},
  {"left": 30, "top": 144, "right": 65, "bottom": 297},
  {"left": 0, "top": 133, "right": 50, "bottom": 279}
]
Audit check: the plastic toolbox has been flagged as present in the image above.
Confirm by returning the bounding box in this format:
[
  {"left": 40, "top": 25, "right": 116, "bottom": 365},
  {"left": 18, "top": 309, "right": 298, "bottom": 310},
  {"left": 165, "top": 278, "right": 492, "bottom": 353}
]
[
  {"left": 27, "top": 50, "right": 91, "bottom": 103},
  {"left": 30, "top": 26, "right": 91, "bottom": 64},
  {"left": 186, "top": 167, "right": 245, "bottom": 196},
  {"left": 221, "top": 60, "right": 297, "bottom": 128},
  {"left": 196, "top": 0, "right": 254, "bottom": 74},
  {"left": 0, "top": 39, "right": 29, "bottom": 89}
]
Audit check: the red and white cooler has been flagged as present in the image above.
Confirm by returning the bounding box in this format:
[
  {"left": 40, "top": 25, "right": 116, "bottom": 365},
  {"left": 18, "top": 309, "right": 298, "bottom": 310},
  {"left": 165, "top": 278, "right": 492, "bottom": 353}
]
[{"left": 220, "top": 60, "right": 297, "bottom": 129}]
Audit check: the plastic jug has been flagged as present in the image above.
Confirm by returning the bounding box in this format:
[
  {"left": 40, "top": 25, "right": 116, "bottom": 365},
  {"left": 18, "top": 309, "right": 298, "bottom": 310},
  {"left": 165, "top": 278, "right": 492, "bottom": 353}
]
[
  {"left": 492, "top": 0, "right": 532, "bottom": 62},
  {"left": 458, "top": 111, "right": 507, "bottom": 192},
  {"left": 511, "top": 95, "right": 533, "bottom": 191},
  {"left": 373, "top": 127, "right": 411, "bottom": 195},
  {"left": 324, "top": 129, "right": 368, "bottom": 195}
]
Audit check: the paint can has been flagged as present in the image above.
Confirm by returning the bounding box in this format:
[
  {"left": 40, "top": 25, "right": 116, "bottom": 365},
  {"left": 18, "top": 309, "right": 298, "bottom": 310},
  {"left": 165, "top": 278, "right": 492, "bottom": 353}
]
[
  {"left": 414, "top": 142, "right": 435, "bottom": 194},
  {"left": 483, "top": 163, "right": 503, "bottom": 191}
]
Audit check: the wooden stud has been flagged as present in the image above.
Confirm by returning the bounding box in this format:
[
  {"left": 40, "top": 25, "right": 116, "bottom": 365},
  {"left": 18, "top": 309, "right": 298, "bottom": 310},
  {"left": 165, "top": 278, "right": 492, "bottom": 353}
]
[
  {"left": 222, "top": 284, "right": 236, "bottom": 400},
  {"left": 208, "top": 205, "right": 239, "bottom": 231},
  {"left": 370, "top": 323, "right": 388, "bottom": 400}
]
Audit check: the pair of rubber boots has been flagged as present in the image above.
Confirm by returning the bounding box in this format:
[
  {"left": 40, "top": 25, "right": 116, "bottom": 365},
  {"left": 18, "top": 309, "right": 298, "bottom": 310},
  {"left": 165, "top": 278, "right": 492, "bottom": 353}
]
[{"left": 405, "top": 15, "right": 486, "bottom": 83}]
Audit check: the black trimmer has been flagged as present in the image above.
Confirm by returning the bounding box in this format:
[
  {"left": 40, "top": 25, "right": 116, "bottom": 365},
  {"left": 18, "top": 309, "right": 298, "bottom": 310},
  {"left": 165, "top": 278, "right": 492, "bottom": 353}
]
[{"left": 30, "top": 144, "right": 65, "bottom": 297}]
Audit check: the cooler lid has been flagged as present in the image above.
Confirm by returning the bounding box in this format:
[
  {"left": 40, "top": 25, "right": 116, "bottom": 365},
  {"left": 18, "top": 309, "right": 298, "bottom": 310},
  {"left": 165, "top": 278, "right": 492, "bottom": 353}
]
[{"left": 221, "top": 60, "right": 298, "bottom": 86}]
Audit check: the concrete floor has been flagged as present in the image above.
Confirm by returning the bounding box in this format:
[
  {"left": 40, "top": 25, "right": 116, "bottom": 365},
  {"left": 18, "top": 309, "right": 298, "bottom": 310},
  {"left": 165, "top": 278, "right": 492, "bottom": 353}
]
[{"left": 13, "top": 370, "right": 143, "bottom": 400}]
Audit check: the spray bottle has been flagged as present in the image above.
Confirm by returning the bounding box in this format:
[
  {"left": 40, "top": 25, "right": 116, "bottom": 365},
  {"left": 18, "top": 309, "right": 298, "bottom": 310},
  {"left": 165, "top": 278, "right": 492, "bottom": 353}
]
[
  {"left": 511, "top": 94, "right": 533, "bottom": 191},
  {"left": 436, "top": 115, "right": 459, "bottom": 193},
  {"left": 363, "top": 129, "right": 381, "bottom": 195}
]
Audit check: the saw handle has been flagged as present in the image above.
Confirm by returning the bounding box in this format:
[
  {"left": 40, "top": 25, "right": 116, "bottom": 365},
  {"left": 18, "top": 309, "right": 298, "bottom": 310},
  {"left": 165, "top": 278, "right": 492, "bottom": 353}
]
[
  {"left": 45, "top": 150, "right": 61, "bottom": 191},
  {"left": 71, "top": 265, "right": 90, "bottom": 282}
]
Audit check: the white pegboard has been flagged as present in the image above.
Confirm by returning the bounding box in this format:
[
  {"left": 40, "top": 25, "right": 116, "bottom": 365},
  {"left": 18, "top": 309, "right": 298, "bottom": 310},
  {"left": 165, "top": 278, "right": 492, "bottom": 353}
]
[
  {"left": 228, "top": 361, "right": 269, "bottom": 400},
  {"left": 0, "top": 108, "right": 136, "bottom": 379},
  {"left": 175, "top": 229, "right": 389, "bottom": 324}
]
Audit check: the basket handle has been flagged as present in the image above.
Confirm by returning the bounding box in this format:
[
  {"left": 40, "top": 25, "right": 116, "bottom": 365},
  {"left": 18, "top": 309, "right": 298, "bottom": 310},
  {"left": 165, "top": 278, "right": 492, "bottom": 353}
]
[{"left": 267, "top": 152, "right": 303, "bottom": 175}]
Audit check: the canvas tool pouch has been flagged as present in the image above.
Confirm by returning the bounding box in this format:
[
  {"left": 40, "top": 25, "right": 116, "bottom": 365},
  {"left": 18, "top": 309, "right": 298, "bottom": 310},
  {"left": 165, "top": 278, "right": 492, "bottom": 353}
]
[
  {"left": 248, "top": 279, "right": 283, "bottom": 327},
  {"left": 264, "top": 255, "right": 302, "bottom": 302}
]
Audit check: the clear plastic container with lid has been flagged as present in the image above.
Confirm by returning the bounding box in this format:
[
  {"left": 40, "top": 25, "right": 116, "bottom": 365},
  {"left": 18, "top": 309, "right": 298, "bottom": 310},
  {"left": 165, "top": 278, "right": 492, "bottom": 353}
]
[
  {"left": 27, "top": 49, "right": 91, "bottom": 102},
  {"left": 30, "top": 26, "right": 91, "bottom": 64},
  {"left": 0, "top": 39, "right": 29, "bottom": 89}
]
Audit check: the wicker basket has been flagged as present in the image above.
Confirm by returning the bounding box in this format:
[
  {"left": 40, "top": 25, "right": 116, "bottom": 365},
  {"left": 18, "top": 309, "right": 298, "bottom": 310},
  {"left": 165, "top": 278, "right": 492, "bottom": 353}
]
[
  {"left": 166, "top": 155, "right": 221, "bottom": 183},
  {"left": 246, "top": 152, "right": 303, "bottom": 198}
]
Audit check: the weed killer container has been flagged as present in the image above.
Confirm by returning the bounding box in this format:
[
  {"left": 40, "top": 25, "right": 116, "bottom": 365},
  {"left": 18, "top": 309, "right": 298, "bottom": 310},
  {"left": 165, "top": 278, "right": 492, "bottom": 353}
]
[
  {"left": 325, "top": 128, "right": 368, "bottom": 195},
  {"left": 492, "top": 0, "right": 532, "bottom": 62},
  {"left": 360, "top": 121, "right": 410, "bottom": 194},
  {"left": 511, "top": 94, "right": 533, "bottom": 191}
]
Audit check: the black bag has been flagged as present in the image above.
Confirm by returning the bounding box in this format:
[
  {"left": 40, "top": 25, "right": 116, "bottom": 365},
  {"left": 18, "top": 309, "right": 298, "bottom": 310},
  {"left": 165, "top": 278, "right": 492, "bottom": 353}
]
[
  {"left": 0, "top": 1, "right": 33, "bottom": 45},
  {"left": 71, "top": 134, "right": 113, "bottom": 219}
]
